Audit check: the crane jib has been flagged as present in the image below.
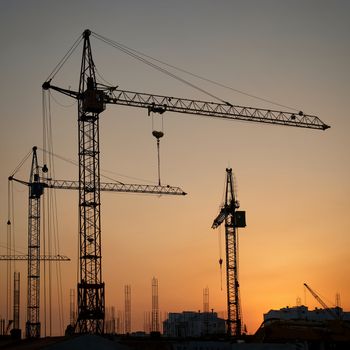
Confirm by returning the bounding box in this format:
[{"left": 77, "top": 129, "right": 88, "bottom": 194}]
[
  {"left": 105, "top": 90, "right": 329, "bottom": 130},
  {"left": 42, "top": 82, "right": 330, "bottom": 131}
]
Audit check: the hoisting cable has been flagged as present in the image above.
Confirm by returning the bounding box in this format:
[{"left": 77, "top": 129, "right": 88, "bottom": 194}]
[
  {"left": 91, "top": 31, "right": 298, "bottom": 112},
  {"left": 10, "top": 181, "right": 15, "bottom": 274},
  {"left": 48, "top": 90, "right": 77, "bottom": 108},
  {"left": 6, "top": 181, "right": 12, "bottom": 322},
  {"left": 45, "top": 34, "right": 83, "bottom": 82},
  {"left": 42, "top": 91, "right": 48, "bottom": 335},
  {"left": 218, "top": 225, "right": 223, "bottom": 291},
  {"left": 9, "top": 149, "right": 32, "bottom": 178},
  {"left": 151, "top": 112, "right": 164, "bottom": 186},
  {"left": 42, "top": 169, "right": 47, "bottom": 336},
  {"left": 5, "top": 178, "right": 16, "bottom": 321},
  {"left": 42, "top": 89, "right": 65, "bottom": 335},
  {"left": 37, "top": 146, "right": 159, "bottom": 186},
  {"left": 154, "top": 132, "right": 162, "bottom": 186},
  {"left": 0, "top": 244, "right": 27, "bottom": 255},
  {"left": 91, "top": 32, "right": 226, "bottom": 104}
]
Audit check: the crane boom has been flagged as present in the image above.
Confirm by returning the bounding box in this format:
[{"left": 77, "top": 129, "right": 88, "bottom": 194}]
[
  {"left": 10, "top": 177, "right": 186, "bottom": 196},
  {"left": 47, "top": 179, "right": 186, "bottom": 195},
  {"left": 43, "top": 83, "right": 330, "bottom": 131},
  {"left": 0, "top": 255, "right": 70, "bottom": 261}
]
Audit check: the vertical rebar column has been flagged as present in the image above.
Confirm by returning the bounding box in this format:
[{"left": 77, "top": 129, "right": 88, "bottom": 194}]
[
  {"left": 151, "top": 277, "right": 159, "bottom": 332},
  {"left": 203, "top": 286, "right": 209, "bottom": 336},
  {"left": 111, "top": 306, "right": 115, "bottom": 334},
  {"left": 13, "top": 272, "right": 20, "bottom": 330},
  {"left": 70, "top": 289, "right": 76, "bottom": 326},
  {"left": 203, "top": 287, "right": 209, "bottom": 313},
  {"left": 124, "top": 285, "right": 131, "bottom": 334}
]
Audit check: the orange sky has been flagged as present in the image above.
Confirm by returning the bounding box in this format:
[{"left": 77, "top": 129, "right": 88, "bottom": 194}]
[{"left": 0, "top": 0, "right": 349, "bottom": 336}]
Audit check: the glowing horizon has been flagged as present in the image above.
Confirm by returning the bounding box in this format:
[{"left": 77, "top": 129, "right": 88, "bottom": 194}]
[{"left": 1, "top": 0, "right": 349, "bottom": 337}]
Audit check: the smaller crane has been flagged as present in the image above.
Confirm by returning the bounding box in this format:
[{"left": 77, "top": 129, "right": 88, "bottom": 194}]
[
  {"left": 304, "top": 283, "right": 341, "bottom": 320},
  {"left": 212, "top": 168, "right": 246, "bottom": 337},
  {"left": 8, "top": 146, "right": 186, "bottom": 337}
]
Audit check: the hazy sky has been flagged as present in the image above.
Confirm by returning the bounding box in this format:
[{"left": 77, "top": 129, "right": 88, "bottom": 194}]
[{"left": 0, "top": 0, "right": 349, "bottom": 335}]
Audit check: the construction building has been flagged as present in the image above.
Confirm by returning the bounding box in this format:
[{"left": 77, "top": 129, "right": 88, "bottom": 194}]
[
  {"left": 254, "top": 305, "right": 350, "bottom": 347},
  {"left": 163, "top": 311, "right": 225, "bottom": 337},
  {"left": 264, "top": 305, "right": 350, "bottom": 324}
]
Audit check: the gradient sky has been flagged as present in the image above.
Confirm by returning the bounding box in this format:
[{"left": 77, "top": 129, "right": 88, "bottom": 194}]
[{"left": 0, "top": 0, "right": 349, "bottom": 336}]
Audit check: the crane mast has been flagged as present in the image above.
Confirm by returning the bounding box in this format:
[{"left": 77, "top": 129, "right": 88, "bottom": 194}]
[
  {"left": 7, "top": 147, "right": 71, "bottom": 338},
  {"left": 75, "top": 29, "right": 105, "bottom": 334},
  {"left": 212, "top": 168, "right": 246, "bottom": 337},
  {"left": 26, "top": 146, "right": 44, "bottom": 338},
  {"left": 42, "top": 29, "right": 329, "bottom": 336}
]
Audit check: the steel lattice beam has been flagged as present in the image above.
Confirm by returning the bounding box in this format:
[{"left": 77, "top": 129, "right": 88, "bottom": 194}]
[
  {"left": 75, "top": 30, "right": 105, "bottom": 334},
  {"left": 105, "top": 89, "right": 329, "bottom": 130},
  {"left": 0, "top": 255, "right": 70, "bottom": 261},
  {"left": 26, "top": 156, "right": 42, "bottom": 338}
]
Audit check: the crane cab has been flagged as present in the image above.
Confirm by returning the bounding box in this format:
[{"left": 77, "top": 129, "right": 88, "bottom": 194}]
[
  {"left": 235, "top": 211, "right": 246, "bottom": 228},
  {"left": 83, "top": 89, "right": 106, "bottom": 113},
  {"left": 82, "top": 77, "right": 106, "bottom": 113}
]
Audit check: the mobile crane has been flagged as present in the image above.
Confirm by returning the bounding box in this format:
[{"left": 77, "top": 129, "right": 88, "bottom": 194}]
[
  {"left": 42, "top": 29, "right": 329, "bottom": 335},
  {"left": 304, "top": 283, "right": 341, "bottom": 320}
]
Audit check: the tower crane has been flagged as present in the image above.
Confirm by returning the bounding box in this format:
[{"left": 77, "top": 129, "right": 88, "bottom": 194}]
[
  {"left": 5, "top": 147, "right": 70, "bottom": 338},
  {"left": 42, "top": 29, "right": 329, "bottom": 335},
  {"left": 7, "top": 146, "right": 185, "bottom": 338},
  {"left": 212, "top": 168, "right": 246, "bottom": 337}
]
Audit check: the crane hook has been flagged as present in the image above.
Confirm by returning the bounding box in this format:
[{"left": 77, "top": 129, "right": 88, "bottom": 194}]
[
  {"left": 152, "top": 130, "right": 164, "bottom": 186},
  {"left": 219, "top": 258, "right": 223, "bottom": 291},
  {"left": 152, "top": 130, "right": 164, "bottom": 140}
]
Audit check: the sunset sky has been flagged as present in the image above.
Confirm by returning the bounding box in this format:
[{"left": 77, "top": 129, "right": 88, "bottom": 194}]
[{"left": 0, "top": 0, "right": 349, "bottom": 336}]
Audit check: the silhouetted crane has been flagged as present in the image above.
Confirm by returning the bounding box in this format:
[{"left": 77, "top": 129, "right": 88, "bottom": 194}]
[
  {"left": 42, "top": 29, "right": 329, "bottom": 335},
  {"left": 212, "top": 168, "right": 246, "bottom": 336},
  {"left": 8, "top": 146, "right": 185, "bottom": 338},
  {"left": 304, "top": 283, "right": 341, "bottom": 320}
]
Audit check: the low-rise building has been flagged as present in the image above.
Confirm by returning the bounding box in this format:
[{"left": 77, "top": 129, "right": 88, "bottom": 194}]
[
  {"left": 163, "top": 311, "right": 226, "bottom": 337},
  {"left": 264, "top": 305, "right": 350, "bottom": 324}
]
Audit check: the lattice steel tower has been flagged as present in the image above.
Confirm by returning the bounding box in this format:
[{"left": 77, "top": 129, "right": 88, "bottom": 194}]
[
  {"left": 26, "top": 147, "right": 44, "bottom": 338},
  {"left": 212, "top": 168, "right": 246, "bottom": 337}
]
